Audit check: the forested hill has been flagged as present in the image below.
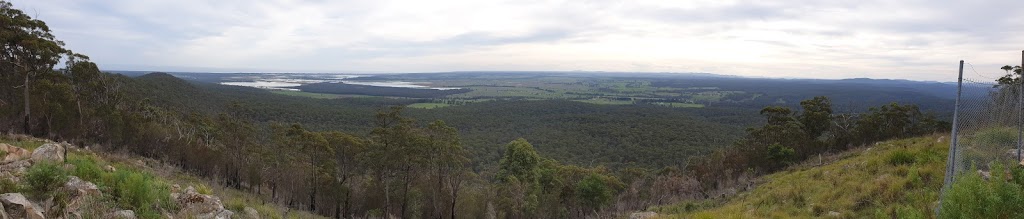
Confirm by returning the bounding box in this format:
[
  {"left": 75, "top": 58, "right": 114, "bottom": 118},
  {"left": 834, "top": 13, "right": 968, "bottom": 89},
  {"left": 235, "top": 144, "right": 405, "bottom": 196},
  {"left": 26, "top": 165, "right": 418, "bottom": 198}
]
[{"left": 129, "top": 73, "right": 754, "bottom": 169}]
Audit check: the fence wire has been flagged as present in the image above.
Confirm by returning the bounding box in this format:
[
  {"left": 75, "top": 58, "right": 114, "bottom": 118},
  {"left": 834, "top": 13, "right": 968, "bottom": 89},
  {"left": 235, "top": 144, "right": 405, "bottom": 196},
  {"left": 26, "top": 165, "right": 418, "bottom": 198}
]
[{"left": 938, "top": 61, "right": 1022, "bottom": 214}]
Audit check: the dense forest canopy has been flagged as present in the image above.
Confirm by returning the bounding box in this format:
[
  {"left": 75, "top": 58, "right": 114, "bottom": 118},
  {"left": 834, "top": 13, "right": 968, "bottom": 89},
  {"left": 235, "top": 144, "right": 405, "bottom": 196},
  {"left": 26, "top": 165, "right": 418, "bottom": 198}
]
[{"left": 0, "top": 2, "right": 953, "bottom": 218}]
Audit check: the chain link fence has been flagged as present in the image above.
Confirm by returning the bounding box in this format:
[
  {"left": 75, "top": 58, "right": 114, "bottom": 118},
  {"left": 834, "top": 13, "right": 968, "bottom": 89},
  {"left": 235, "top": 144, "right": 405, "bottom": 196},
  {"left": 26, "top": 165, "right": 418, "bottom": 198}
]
[{"left": 938, "top": 60, "right": 1023, "bottom": 214}]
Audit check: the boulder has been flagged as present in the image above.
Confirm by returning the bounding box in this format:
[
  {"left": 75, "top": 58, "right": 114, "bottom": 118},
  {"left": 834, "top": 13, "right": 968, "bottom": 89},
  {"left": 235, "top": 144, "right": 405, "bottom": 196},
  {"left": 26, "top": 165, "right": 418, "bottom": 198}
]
[
  {"left": 243, "top": 207, "right": 260, "bottom": 219},
  {"left": 0, "top": 193, "right": 44, "bottom": 219},
  {"left": 173, "top": 186, "right": 233, "bottom": 218},
  {"left": 64, "top": 176, "right": 101, "bottom": 197},
  {"left": 0, "top": 144, "right": 30, "bottom": 164},
  {"left": 0, "top": 202, "right": 8, "bottom": 219},
  {"left": 108, "top": 210, "right": 137, "bottom": 219},
  {"left": 30, "top": 143, "right": 64, "bottom": 163},
  {"left": 0, "top": 160, "right": 31, "bottom": 180},
  {"left": 630, "top": 211, "right": 658, "bottom": 219}
]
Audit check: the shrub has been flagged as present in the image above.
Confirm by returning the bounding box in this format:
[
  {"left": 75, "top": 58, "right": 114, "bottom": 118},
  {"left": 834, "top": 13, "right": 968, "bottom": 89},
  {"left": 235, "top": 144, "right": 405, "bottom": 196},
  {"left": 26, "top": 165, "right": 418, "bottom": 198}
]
[
  {"left": 67, "top": 155, "right": 104, "bottom": 182},
  {"left": 0, "top": 178, "right": 19, "bottom": 193},
  {"left": 940, "top": 164, "right": 1024, "bottom": 218},
  {"left": 887, "top": 150, "right": 915, "bottom": 166},
  {"left": 24, "top": 161, "right": 69, "bottom": 197},
  {"left": 108, "top": 169, "right": 175, "bottom": 219}
]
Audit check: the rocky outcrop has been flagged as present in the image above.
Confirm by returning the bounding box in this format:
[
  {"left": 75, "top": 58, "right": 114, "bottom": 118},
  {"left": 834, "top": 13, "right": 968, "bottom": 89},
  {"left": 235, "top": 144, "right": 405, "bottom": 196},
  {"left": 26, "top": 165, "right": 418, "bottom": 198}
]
[
  {"left": 172, "top": 185, "right": 234, "bottom": 219},
  {"left": 0, "top": 144, "right": 31, "bottom": 164},
  {"left": 0, "top": 160, "right": 31, "bottom": 182},
  {"left": 30, "top": 143, "right": 65, "bottom": 163},
  {"left": 0, "top": 193, "right": 44, "bottom": 219}
]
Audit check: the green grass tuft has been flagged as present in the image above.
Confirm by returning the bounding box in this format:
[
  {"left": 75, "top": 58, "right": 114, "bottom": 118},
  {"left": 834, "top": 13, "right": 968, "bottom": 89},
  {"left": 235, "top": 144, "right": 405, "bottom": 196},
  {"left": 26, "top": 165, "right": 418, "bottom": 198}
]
[{"left": 887, "top": 150, "right": 916, "bottom": 166}]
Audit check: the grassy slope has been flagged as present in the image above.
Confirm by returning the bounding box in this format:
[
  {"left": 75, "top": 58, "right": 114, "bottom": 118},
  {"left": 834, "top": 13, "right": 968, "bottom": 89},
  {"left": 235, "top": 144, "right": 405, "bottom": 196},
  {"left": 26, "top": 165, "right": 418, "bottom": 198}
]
[
  {"left": 659, "top": 134, "right": 948, "bottom": 218},
  {"left": 0, "top": 135, "right": 326, "bottom": 219}
]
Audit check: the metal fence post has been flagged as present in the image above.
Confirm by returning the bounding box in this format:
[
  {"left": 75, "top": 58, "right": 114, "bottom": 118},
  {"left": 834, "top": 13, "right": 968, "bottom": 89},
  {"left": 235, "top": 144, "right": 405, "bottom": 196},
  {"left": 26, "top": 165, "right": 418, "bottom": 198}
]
[
  {"left": 937, "top": 60, "right": 964, "bottom": 216},
  {"left": 1019, "top": 50, "right": 1024, "bottom": 161}
]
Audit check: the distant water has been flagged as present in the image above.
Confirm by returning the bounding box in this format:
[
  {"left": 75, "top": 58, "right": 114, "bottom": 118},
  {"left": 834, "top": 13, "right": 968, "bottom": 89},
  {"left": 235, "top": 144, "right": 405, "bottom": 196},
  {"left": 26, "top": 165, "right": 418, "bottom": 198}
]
[{"left": 218, "top": 74, "right": 457, "bottom": 90}]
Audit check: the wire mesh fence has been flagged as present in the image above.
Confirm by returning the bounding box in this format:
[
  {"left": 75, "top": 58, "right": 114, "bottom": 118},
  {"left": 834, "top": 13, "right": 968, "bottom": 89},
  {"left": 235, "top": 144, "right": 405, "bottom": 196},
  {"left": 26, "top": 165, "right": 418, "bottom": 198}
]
[{"left": 938, "top": 60, "right": 1023, "bottom": 214}]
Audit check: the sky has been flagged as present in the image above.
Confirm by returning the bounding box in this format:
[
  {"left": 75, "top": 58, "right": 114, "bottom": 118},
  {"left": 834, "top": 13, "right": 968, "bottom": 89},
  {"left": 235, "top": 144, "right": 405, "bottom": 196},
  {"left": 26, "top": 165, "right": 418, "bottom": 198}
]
[{"left": 9, "top": 0, "right": 1024, "bottom": 82}]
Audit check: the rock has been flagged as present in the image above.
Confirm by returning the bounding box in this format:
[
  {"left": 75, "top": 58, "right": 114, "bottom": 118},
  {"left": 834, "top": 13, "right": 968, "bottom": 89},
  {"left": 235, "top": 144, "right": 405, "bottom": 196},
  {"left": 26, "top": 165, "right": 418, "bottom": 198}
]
[
  {"left": 104, "top": 165, "right": 117, "bottom": 172},
  {"left": 979, "top": 170, "right": 992, "bottom": 180},
  {"left": 0, "top": 160, "right": 31, "bottom": 179},
  {"left": 630, "top": 211, "right": 657, "bottom": 219},
  {"left": 65, "top": 176, "right": 101, "bottom": 197},
  {"left": 0, "top": 144, "right": 31, "bottom": 164},
  {"left": 0, "top": 193, "right": 44, "bottom": 219},
  {"left": 827, "top": 211, "right": 841, "bottom": 217},
  {"left": 243, "top": 207, "right": 260, "bottom": 219},
  {"left": 174, "top": 185, "right": 232, "bottom": 218},
  {"left": 30, "top": 143, "right": 64, "bottom": 163},
  {"left": 108, "top": 210, "right": 137, "bottom": 219},
  {"left": 211, "top": 210, "right": 234, "bottom": 219},
  {"left": 0, "top": 202, "right": 8, "bottom": 219}
]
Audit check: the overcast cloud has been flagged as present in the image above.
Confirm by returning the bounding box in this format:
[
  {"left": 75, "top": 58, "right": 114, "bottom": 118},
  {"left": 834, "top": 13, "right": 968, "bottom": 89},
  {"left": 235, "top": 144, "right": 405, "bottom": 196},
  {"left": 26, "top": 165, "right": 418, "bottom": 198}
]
[{"left": 10, "top": 0, "right": 1024, "bottom": 81}]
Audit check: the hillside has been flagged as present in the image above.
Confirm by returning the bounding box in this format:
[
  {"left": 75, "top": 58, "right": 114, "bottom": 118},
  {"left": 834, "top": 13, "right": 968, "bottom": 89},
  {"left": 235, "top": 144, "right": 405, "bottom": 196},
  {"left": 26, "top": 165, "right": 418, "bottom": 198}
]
[
  {"left": 0, "top": 134, "right": 324, "bottom": 219},
  {"left": 652, "top": 134, "right": 948, "bottom": 218}
]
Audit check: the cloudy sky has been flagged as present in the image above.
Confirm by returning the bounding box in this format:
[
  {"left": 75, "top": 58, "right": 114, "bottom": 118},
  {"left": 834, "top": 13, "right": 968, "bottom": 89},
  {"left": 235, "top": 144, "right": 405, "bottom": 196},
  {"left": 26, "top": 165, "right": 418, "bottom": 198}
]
[{"left": 9, "top": 0, "right": 1024, "bottom": 81}]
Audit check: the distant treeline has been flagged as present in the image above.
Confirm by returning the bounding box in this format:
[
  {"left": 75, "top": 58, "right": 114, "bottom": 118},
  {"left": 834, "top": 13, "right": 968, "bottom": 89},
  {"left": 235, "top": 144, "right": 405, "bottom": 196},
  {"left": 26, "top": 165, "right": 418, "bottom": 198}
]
[{"left": 298, "top": 82, "right": 470, "bottom": 98}]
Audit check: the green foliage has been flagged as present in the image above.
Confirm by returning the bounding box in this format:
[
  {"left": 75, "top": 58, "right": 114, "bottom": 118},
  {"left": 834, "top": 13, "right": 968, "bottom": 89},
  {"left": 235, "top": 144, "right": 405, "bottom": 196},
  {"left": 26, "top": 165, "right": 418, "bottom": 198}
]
[
  {"left": 195, "top": 183, "right": 213, "bottom": 195},
  {"left": 887, "top": 150, "right": 916, "bottom": 166},
  {"left": 676, "top": 135, "right": 948, "bottom": 218},
  {"left": 576, "top": 173, "right": 614, "bottom": 210},
  {"left": 67, "top": 154, "right": 103, "bottom": 182},
  {"left": 798, "top": 96, "right": 832, "bottom": 138},
  {"left": 940, "top": 164, "right": 1024, "bottom": 219},
  {"left": 767, "top": 143, "right": 795, "bottom": 166},
  {"left": 24, "top": 161, "right": 69, "bottom": 197},
  {"left": 106, "top": 168, "right": 175, "bottom": 219},
  {"left": 67, "top": 153, "right": 176, "bottom": 219},
  {"left": 497, "top": 138, "right": 541, "bottom": 184},
  {"left": 0, "top": 177, "right": 19, "bottom": 194}
]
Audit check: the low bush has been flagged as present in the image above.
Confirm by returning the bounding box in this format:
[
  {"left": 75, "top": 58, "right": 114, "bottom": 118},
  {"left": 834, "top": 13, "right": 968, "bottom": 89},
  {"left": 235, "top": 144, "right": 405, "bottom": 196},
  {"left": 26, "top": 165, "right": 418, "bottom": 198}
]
[
  {"left": 107, "top": 168, "right": 176, "bottom": 219},
  {"left": 940, "top": 164, "right": 1024, "bottom": 218},
  {"left": 24, "top": 161, "right": 69, "bottom": 197}
]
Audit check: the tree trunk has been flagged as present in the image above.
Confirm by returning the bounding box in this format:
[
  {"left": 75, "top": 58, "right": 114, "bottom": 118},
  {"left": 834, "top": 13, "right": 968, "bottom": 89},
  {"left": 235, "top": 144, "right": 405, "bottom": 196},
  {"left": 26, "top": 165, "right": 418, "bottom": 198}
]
[
  {"left": 22, "top": 76, "right": 31, "bottom": 134},
  {"left": 310, "top": 159, "right": 317, "bottom": 212},
  {"left": 449, "top": 190, "right": 458, "bottom": 219},
  {"left": 436, "top": 167, "right": 443, "bottom": 219}
]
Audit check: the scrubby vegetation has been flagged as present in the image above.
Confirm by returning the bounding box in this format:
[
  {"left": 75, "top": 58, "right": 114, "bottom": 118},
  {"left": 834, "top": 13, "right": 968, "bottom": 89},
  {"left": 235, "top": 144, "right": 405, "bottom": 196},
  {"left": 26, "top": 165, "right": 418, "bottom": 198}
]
[
  {"left": 662, "top": 135, "right": 948, "bottom": 218},
  {"left": 24, "top": 161, "right": 69, "bottom": 197},
  {"left": 939, "top": 163, "right": 1024, "bottom": 218}
]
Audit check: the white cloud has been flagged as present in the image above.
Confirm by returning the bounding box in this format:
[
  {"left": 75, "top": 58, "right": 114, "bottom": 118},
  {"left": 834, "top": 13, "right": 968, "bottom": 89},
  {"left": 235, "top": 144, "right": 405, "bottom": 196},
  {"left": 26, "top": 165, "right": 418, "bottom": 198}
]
[{"left": 9, "top": 0, "right": 1024, "bottom": 81}]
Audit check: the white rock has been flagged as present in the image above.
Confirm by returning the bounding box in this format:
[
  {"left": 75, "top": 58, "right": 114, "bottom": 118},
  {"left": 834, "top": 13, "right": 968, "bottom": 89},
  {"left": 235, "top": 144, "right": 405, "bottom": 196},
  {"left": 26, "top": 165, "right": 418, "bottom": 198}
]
[
  {"left": 30, "top": 143, "right": 64, "bottom": 163},
  {"left": 630, "top": 211, "right": 657, "bottom": 219}
]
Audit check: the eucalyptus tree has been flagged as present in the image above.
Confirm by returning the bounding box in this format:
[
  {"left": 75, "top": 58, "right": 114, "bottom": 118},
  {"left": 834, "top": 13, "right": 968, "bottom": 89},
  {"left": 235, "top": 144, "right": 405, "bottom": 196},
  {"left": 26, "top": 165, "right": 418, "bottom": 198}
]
[{"left": 0, "top": 1, "right": 69, "bottom": 134}]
